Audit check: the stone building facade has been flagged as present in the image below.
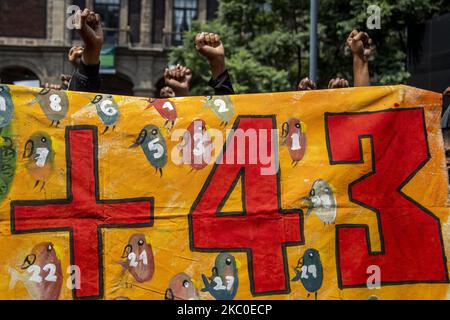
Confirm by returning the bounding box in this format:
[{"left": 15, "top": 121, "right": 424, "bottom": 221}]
[{"left": 0, "top": 0, "right": 218, "bottom": 97}]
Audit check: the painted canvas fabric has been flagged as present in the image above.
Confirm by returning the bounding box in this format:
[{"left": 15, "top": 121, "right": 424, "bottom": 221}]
[{"left": 0, "top": 84, "right": 447, "bottom": 300}]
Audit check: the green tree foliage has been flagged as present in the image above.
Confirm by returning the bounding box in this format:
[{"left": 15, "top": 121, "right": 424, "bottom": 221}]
[{"left": 169, "top": 0, "right": 450, "bottom": 94}]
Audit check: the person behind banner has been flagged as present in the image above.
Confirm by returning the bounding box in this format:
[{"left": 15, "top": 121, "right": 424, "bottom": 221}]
[
  {"left": 441, "top": 87, "right": 450, "bottom": 187},
  {"left": 195, "top": 32, "right": 235, "bottom": 95},
  {"left": 68, "top": 9, "right": 103, "bottom": 93}
]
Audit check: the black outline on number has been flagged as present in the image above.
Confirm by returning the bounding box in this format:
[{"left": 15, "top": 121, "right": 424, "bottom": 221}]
[
  {"left": 188, "top": 115, "right": 304, "bottom": 297},
  {"left": 10, "top": 125, "right": 154, "bottom": 300},
  {"left": 324, "top": 108, "right": 449, "bottom": 289}
]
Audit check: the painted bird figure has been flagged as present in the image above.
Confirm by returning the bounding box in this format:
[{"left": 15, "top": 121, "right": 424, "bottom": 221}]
[
  {"left": 201, "top": 253, "right": 240, "bottom": 300},
  {"left": 0, "top": 85, "right": 14, "bottom": 133},
  {"left": 129, "top": 124, "right": 167, "bottom": 177},
  {"left": 27, "top": 88, "right": 69, "bottom": 127},
  {"left": 165, "top": 273, "right": 200, "bottom": 300},
  {"left": 8, "top": 242, "right": 63, "bottom": 300},
  {"left": 302, "top": 179, "right": 337, "bottom": 225},
  {"left": 281, "top": 117, "right": 307, "bottom": 166},
  {"left": 292, "top": 248, "right": 323, "bottom": 300},
  {"left": 119, "top": 233, "right": 155, "bottom": 283},
  {"left": 91, "top": 94, "right": 120, "bottom": 134},
  {"left": 144, "top": 98, "right": 177, "bottom": 130},
  {"left": 178, "top": 119, "right": 212, "bottom": 171},
  {"left": 202, "top": 95, "right": 234, "bottom": 126},
  {"left": 23, "top": 132, "right": 54, "bottom": 191}
]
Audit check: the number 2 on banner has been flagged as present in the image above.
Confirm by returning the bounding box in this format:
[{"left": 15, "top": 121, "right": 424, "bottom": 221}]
[
  {"left": 214, "top": 99, "right": 228, "bottom": 113},
  {"left": 326, "top": 109, "right": 448, "bottom": 287},
  {"left": 190, "top": 116, "right": 303, "bottom": 295}
]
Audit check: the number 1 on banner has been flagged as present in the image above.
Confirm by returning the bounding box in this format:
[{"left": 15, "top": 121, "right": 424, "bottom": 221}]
[
  {"left": 189, "top": 116, "right": 303, "bottom": 295},
  {"left": 0, "top": 96, "right": 7, "bottom": 111},
  {"left": 325, "top": 109, "right": 448, "bottom": 287}
]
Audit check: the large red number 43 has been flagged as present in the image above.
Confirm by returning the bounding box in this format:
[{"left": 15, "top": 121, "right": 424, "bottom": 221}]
[
  {"left": 189, "top": 116, "right": 303, "bottom": 296},
  {"left": 326, "top": 108, "right": 448, "bottom": 287}
]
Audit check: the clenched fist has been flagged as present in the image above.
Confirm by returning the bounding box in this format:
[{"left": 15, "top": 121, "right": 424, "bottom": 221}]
[
  {"left": 328, "top": 77, "right": 349, "bottom": 89},
  {"left": 195, "top": 32, "right": 224, "bottom": 60},
  {"left": 164, "top": 64, "right": 192, "bottom": 97},
  {"left": 68, "top": 45, "right": 84, "bottom": 68},
  {"left": 347, "top": 30, "right": 372, "bottom": 63},
  {"left": 347, "top": 30, "right": 372, "bottom": 86},
  {"left": 347, "top": 30, "right": 372, "bottom": 62},
  {"left": 297, "top": 77, "right": 317, "bottom": 91},
  {"left": 160, "top": 86, "right": 175, "bottom": 98},
  {"left": 195, "top": 32, "right": 225, "bottom": 79},
  {"left": 77, "top": 9, "right": 103, "bottom": 65}
]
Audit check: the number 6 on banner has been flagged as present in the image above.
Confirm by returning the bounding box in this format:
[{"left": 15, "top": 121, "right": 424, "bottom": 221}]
[{"left": 325, "top": 108, "right": 448, "bottom": 288}]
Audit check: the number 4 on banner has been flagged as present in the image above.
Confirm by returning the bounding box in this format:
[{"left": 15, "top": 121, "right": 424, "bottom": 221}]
[{"left": 189, "top": 116, "right": 304, "bottom": 296}]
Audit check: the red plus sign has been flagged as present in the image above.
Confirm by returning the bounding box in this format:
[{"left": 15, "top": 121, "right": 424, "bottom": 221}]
[{"left": 11, "top": 126, "right": 153, "bottom": 299}]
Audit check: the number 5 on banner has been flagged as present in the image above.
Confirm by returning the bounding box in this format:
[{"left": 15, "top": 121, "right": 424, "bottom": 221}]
[
  {"left": 325, "top": 108, "right": 448, "bottom": 288},
  {"left": 189, "top": 116, "right": 303, "bottom": 296}
]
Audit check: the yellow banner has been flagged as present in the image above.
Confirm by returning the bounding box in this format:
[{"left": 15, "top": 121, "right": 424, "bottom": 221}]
[{"left": 0, "top": 84, "right": 447, "bottom": 300}]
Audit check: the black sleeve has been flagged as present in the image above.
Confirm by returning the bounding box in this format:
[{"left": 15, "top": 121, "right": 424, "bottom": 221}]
[
  {"left": 442, "top": 104, "right": 450, "bottom": 129},
  {"left": 208, "top": 69, "right": 235, "bottom": 95},
  {"left": 68, "top": 61, "right": 101, "bottom": 93}
]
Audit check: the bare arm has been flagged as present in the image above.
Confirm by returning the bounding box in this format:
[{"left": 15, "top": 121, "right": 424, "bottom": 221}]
[{"left": 347, "top": 30, "right": 372, "bottom": 87}]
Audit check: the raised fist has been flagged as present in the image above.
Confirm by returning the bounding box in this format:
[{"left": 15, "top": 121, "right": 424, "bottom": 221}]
[
  {"left": 195, "top": 32, "right": 224, "bottom": 61},
  {"left": 160, "top": 86, "right": 175, "bottom": 98},
  {"left": 297, "top": 77, "right": 317, "bottom": 91},
  {"left": 164, "top": 65, "right": 192, "bottom": 97},
  {"left": 61, "top": 74, "right": 71, "bottom": 90},
  {"left": 68, "top": 45, "right": 84, "bottom": 68},
  {"left": 347, "top": 30, "right": 372, "bottom": 62},
  {"left": 328, "top": 77, "right": 349, "bottom": 89},
  {"left": 77, "top": 9, "right": 103, "bottom": 65}
]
